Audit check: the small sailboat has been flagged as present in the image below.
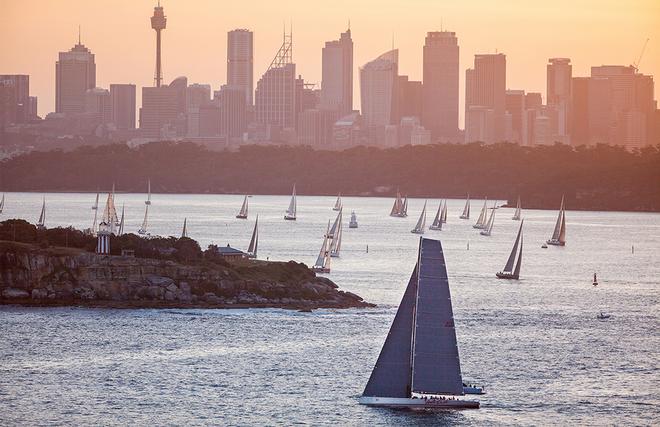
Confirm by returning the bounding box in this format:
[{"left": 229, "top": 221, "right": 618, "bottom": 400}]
[
  {"left": 328, "top": 208, "right": 342, "bottom": 239},
  {"left": 87, "top": 192, "right": 100, "bottom": 235},
  {"left": 236, "top": 195, "right": 249, "bottom": 219},
  {"left": 390, "top": 189, "right": 407, "bottom": 217},
  {"left": 330, "top": 212, "right": 343, "bottom": 258},
  {"left": 359, "top": 237, "right": 480, "bottom": 410},
  {"left": 181, "top": 218, "right": 188, "bottom": 238},
  {"left": 117, "top": 204, "right": 125, "bottom": 236},
  {"left": 473, "top": 198, "right": 489, "bottom": 229},
  {"left": 349, "top": 211, "right": 358, "bottom": 228},
  {"left": 429, "top": 201, "right": 443, "bottom": 231},
  {"left": 460, "top": 194, "right": 470, "bottom": 219},
  {"left": 546, "top": 195, "right": 566, "bottom": 246},
  {"left": 592, "top": 273, "right": 598, "bottom": 286},
  {"left": 479, "top": 203, "right": 496, "bottom": 236},
  {"left": 91, "top": 191, "right": 99, "bottom": 210},
  {"left": 36, "top": 197, "right": 46, "bottom": 230},
  {"left": 284, "top": 184, "right": 297, "bottom": 220},
  {"left": 138, "top": 204, "right": 149, "bottom": 235},
  {"left": 411, "top": 201, "right": 427, "bottom": 234},
  {"left": 312, "top": 221, "right": 332, "bottom": 273},
  {"left": 145, "top": 179, "right": 152, "bottom": 205},
  {"left": 0, "top": 193, "right": 4, "bottom": 214},
  {"left": 102, "top": 187, "right": 120, "bottom": 234},
  {"left": 496, "top": 220, "right": 524, "bottom": 280},
  {"left": 441, "top": 200, "right": 448, "bottom": 224},
  {"left": 512, "top": 196, "right": 521, "bottom": 220},
  {"left": 333, "top": 193, "right": 342, "bottom": 211},
  {"left": 246, "top": 215, "right": 258, "bottom": 259}
]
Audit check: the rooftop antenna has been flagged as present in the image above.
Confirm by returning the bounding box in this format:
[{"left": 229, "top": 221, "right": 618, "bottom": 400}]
[
  {"left": 78, "top": 25, "right": 81, "bottom": 44},
  {"left": 632, "top": 38, "right": 650, "bottom": 72},
  {"left": 348, "top": 19, "right": 351, "bottom": 31},
  {"left": 392, "top": 32, "right": 395, "bottom": 50},
  {"left": 441, "top": 17, "right": 443, "bottom": 32}
]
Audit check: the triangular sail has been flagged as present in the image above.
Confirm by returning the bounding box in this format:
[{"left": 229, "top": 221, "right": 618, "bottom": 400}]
[
  {"left": 390, "top": 189, "right": 403, "bottom": 216},
  {"left": 329, "top": 208, "right": 342, "bottom": 238},
  {"left": 441, "top": 200, "right": 448, "bottom": 223},
  {"left": 484, "top": 203, "right": 496, "bottom": 234},
  {"left": 248, "top": 216, "right": 258, "bottom": 257},
  {"left": 117, "top": 205, "right": 125, "bottom": 236},
  {"left": 412, "top": 201, "right": 426, "bottom": 233},
  {"left": 286, "top": 184, "right": 297, "bottom": 218},
  {"left": 503, "top": 220, "right": 524, "bottom": 273},
  {"left": 330, "top": 216, "right": 343, "bottom": 257},
  {"left": 181, "top": 218, "right": 188, "bottom": 238},
  {"left": 402, "top": 197, "right": 408, "bottom": 216},
  {"left": 0, "top": 193, "right": 4, "bottom": 213},
  {"left": 139, "top": 204, "right": 149, "bottom": 234},
  {"left": 411, "top": 238, "right": 464, "bottom": 395},
  {"left": 512, "top": 196, "right": 521, "bottom": 220},
  {"left": 430, "top": 202, "right": 442, "bottom": 228},
  {"left": 238, "top": 195, "right": 249, "bottom": 217},
  {"left": 460, "top": 194, "right": 470, "bottom": 219},
  {"left": 37, "top": 198, "right": 46, "bottom": 226},
  {"left": 551, "top": 196, "right": 564, "bottom": 241},
  {"left": 102, "top": 191, "right": 119, "bottom": 226},
  {"left": 333, "top": 193, "right": 342, "bottom": 211},
  {"left": 474, "top": 198, "right": 488, "bottom": 227},
  {"left": 558, "top": 210, "right": 566, "bottom": 244},
  {"left": 314, "top": 221, "right": 331, "bottom": 269},
  {"left": 92, "top": 192, "right": 99, "bottom": 210},
  {"left": 362, "top": 264, "right": 418, "bottom": 398},
  {"left": 513, "top": 233, "right": 523, "bottom": 277}
]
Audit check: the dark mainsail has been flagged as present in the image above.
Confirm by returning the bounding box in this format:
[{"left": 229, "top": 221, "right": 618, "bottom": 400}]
[
  {"left": 411, "top": 238, "right": 464, "bottom": 396},
  {"left": 504, "top": 220, "right": 524, "bottom": 272},
  {"left": 362, "top": 265, "right": 418, "bottom": 398}
]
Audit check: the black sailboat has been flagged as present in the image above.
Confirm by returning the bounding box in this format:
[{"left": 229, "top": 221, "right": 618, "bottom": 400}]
[{"left": 496, "top": 220, "right": 524, "bottom": 280}]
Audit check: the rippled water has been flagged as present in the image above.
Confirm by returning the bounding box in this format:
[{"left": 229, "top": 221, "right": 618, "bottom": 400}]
[{"left": 1, "top": 193, "right": 659, "bottom": 425}]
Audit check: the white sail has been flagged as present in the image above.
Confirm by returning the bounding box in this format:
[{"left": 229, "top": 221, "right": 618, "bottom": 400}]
[
  {"left": 411, "top": 201, "right": 427, "bottom": 234},
  {"left": 328, "top": 208, "right": 342, "bottom": 238},
  {"left": 429, "top": 201, "right": 442, "bottom": 230},
  {"left": 441, "top": 200, "right": 448, "bottom": 223},
  {"left": 181, "top": 217, "right": 188, "bottom": 238},
  {"left": 0, "top": 193, "right": 4, "bottom": 213},
  {"left": 460, "top": 194, "right": 470, "bottom": 219},
  {"left": 503, "top": 220, "right": 524, "bottom": 273},
  {"left": 247, "top": 215, "right": 258, "bottom": 258},
  {"left": 512, "top": 196, "right": 521, "bottom": 220},
  {"left": 313, "top": 221, "right": 332, "bottom": 272},
  {"left": 101, "top": 190, "right": 119, "bottom": 233},
  {"left": 285, "top": 184, "right": 297, "bottom": 219},
  {"left": 402, "top": 197, "right": 408, "bottom": 217},
  {"left": 37, "top": 197, "right": 46, "bottom": 228},
  {"left": 333, "top": 193, "right": 342, "bottom": 211},
  {"left": 330, "top": 211, "right": 343, "bottom": 257},
  {"left": 480, "top": 202, "right": 496, "bottom": 236},
  {"left": 390, "top": 189, "right": 404, "bottom": 217},
  {"left": 547, "top": 195, "right": 566, "bottom": 245},
  {"left": 237, "top": 195, "right": 249, "bottom": 218},
  {"left": 138, "top": 204, "right": 149, "bottom": 235},
  {"left": 473, "top": 198, "right": 488, "bottom": 228},
  {"left": 117, "top": 204, "right": 125, "bottom": 236}
]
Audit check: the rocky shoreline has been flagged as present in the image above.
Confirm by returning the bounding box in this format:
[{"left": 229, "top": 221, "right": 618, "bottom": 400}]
[{"left": 0, "top": 241, "right": 373, "bottom": 310}]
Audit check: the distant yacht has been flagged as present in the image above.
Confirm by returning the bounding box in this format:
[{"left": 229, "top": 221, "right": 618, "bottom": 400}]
[
  {"left": 0, "top": 193, "right": 4, "bottom": 214},
  {"left": 36, "top": 197, "right": 46, "bottom": 230},
  {"left": 497, "top": 220, "right": 524, "bottom": 280},
  {"left": 480, "top": 202, "right": 496, "bottom": 236},
  {"left": 236, "top": 195, "right": 249, "bottom": 219},
  {"left": 102, "top": 187, "right": 121, "bottom": 234},
  {"left": 592, "top": 273, "right": 598, "bottom": 286},
  {"left": 284, "top": 184, "right": 297, "bottom": 220},
  {"left": 333, "top": 193, "right": 342, "bottom": 211},
  {"left": 312, "top": 221, "right": 332, "bottom": 273},
  {"left": 597, "top": 312, "right": 611, "bottom": 320},
  {"left": 330, "top": 210, "right": 343, "bottom": 258},
  {"left": 546, "top": 195, "right": 566, "bottom": 246},
  {"left": 246, "top": 215, "right": 258, "bottom": 259},
  {"left": 460, "top": 194, "right": 470, "bottom": 219},
  {"left": 390, "top": 189, "right": 407, "bottom": 217},
  {"left": 138, "top": 203, "right": 150, "bottom": 235},
  {"left": 349, "top": 211, "right": 358, "bottom": 229},
  {"left": 358, "top": 237, "right": 480, "bottom": 410},
  {"left": 181, "top": 218, "right": 188, "bottom": 238},
  {"left": 512, "top": 196, "right": 521, "bottom": 220},
  {"left": 473, "top": 198, "right": 488, "bottom": 229},
  {"left": 429, "top": 201, "right": 443, "bottom": 231},
  {"left": 91, "top": 191, "right": 99, "bottom": 211},
  {"left": 145, "top": 179, "right": 152, "bottom": 205},
  {"left": 411, "top": 201, "right": 427, "bottom": 234}
]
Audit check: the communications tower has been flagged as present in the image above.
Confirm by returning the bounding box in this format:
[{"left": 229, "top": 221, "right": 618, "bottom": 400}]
[{"left": 151, "top": 1, "right": 167, "bottom": 87}]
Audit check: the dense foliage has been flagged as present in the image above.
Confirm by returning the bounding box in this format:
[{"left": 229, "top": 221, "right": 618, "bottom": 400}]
[{"left": 2, "top": 141, "right": 659, "bottom": 211}]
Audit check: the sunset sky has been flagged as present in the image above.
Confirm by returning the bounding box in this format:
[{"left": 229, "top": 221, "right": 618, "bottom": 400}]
[{"left": 2, "top": 0, "right": 659, "bottom": 124}]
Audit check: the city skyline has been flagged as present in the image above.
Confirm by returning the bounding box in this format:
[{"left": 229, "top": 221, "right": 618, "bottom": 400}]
[{"left": 2, "top": 0, "right": 659, "bottom": 124}]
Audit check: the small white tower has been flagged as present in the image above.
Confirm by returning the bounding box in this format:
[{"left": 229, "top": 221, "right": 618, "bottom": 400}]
[{"left": 96, "top": 221, "right": 111, "bottom": 255}]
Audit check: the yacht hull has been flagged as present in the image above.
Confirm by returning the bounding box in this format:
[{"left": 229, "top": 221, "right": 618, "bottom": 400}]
[
  {"left": 496, "top": 272, "right": 519, "bottom": 280},
  {"left": 284, "top": 216, "right": 296, "bottom": 221},
  {"left": 546, "top": 239, "right": 565, "bottom": 246},
  {"left": 311, "top": 267, "right": 330, "bottom": 273},
  {"left": 358, "top": 396, "right": 479, "bottom": 409}
]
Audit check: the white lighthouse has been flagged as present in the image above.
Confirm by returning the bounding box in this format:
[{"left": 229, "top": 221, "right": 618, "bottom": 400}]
[{"left": 96, "top": 221, "right": 111, "bottom": 255}]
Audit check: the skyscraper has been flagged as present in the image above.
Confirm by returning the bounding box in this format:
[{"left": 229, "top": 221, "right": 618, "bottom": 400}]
[
  {"left": 0, "top": 75, "right": 30, "bottom": 125},
  {"left": 227, "top": 29, "right": 254, "bottom": 106},
  {"left": 320, "top": 28, "right": 353, "bottom": 115},
  {"left": 360, "top": 49, "right": 399, "bottom": 132},
  {"left": 547, "top": 58, "right": 572, "bottom": 144},
  {"left": 255, "top": 32, "right": 299, "bottom": 131},
  {"left": 465, "top": 53, "right": 506, "bottom": 144},
  {"left": 110, "top": 84, "right": 136, "bottom": 130},
  {"left": 140, "top": 77, "right": 186, "bottom": 138},
  {"left": 55, "top": 37, "right": 96, "bottom": 115},
  {"left": 84, "top": 87, "right": 112, "bottom": 124},
  {"left": 422, "top": 31, "right": 459, "bottom": 142}
]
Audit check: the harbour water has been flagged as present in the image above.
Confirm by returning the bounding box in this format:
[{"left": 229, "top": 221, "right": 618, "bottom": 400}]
[{"left": 1, "top": 193, "right": 659, "bottom": 425}]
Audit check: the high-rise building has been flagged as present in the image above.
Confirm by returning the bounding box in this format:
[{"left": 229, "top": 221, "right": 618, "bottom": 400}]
[
  {"left": 505, "top": 90, "right": 526, "bottom": 144},
  {"left": 186, "top": 83, "right": 211, "bottom": 137},
  {"left": 422, "top": 31, "right": 459, "bottom": 142},
  {"left": 570, "top": 77, "right": 590, "bottom": 145},
  {"left": 255, "top": 32, "right": 299, "bottom": 133},
  {"left": 55, "top": 39, "right": 96, "bottom": 115},
  {"left": 398, "top": 76, "right": 423, "bottom": 120},
  {"left": 465, "top": 53, "right": 506, "bottom": 144},
  {"left": 227, "top": 29, "right": 254, "bottom": 106},
  {"left": 547, "top": 58, "right": 572, "bottom": 144},
  {"left": 0, "top": 75, "right": 30, "bottom": 125},
  {"left": 216, "top": 84, "right": 248, "bottom": 141},
  {"left": 140, "top": 77, "right": 185, "bottom": 138},
  {"left": 110, "top": 84, "right": 136, "bottom": 130},
  {"left": 360, "top": 49, "right": 399, "bottom": 136},
  {"left": 320, "top": 28, "right": 353, "bottom": 115},
  {"left": 84, "top": 87, "right": 112, "bottom": 124}
]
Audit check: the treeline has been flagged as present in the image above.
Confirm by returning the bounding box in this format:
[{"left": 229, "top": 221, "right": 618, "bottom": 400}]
[{"left": 1, "top": 141, "right": 659, "bottom": 211}]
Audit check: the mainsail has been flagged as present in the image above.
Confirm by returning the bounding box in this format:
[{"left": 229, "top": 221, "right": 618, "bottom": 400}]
[
  {"left": 247, "top": 215, "right": 258, "bottom": 258},
  {"left": 503, "top": 220, "right": 524, "bottom": 276},
  {"left": 402, "top": 197, "right": 409, "bottom": 217},
  {"left": 512, "top": 196, "right": 521, "bottom": 220},
  {"left": 411, "top": 201, "right": 427, "bottom": 234},
  {"left": 37, "top": 197, "right": 46, "bottom": 228},
  {"left": 441, "top": 200, "right": 448, "bottom": 223},
  {"left": 313, "top": 221, "right": 332, "bottom": 271},
  {"left": 181, "top": 217, "right": 188, "bottom": 238},
  {"left": 390, "top": 189, "right": 405, "bottom": 217},
  {"left": 138, "top": 204, "right": 149, "bottom": 234},
  {"left": 473, "top": 198, "right": 488, "bottom": 228},
  {"left": 328, "top": 208, "right": 342, "bottom": 238},
  {"left": 362, "top": 238, "right": 464, "bottom": 397},
  {"left": 548, "top": 195, "right": 566, "bottom": 245},
  {"left": 480, "top": 203, "right": 496, "bottom": 236},
  {"left": 237, "top": 195, "right": 249, "bottom": 218},
  {"left": 101, "top": 188, "right": 120, "bottom": 226},
  {"left": 330, "top": 211, "right": 343, "bottom": 257},
  {"left": 333, "top": 193, "right": 342, "bottom": 211},
  {"left": 460, "top": 194, "right": 470, "bottom": 219},
  {"left": 285, "top": 184, "right": 297, "bottom": 219},
  {"left": 430, "top": 201, "right": 443, "bottom": 230}
]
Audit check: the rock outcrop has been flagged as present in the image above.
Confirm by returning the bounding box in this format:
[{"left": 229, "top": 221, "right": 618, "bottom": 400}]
[{"left": 0, "top": 241, "right": 373, "bottom": 310}]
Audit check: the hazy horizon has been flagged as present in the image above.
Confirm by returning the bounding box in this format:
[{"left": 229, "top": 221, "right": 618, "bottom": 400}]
[{"left": 2, "top": 0, "right": 659, "bottom": 125}]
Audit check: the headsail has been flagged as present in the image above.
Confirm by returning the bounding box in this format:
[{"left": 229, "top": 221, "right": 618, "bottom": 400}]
[
  {"left": 411, "top": 201, "right": 427, "bottom": 234},
  {"left": 473, "top": 198, "right": 488, "bottom": 228},
  {"left": 181, "top": 217, "right": 188, "bottom": 238},
  {"left": 247, "top": 215, "right": 258, "bottom": 258},
  {"left": 460, "top": 194, "right": 470, "bottom": 219},
  {"left": 430, "top": 202, "right": 442, "bottom": 230}
]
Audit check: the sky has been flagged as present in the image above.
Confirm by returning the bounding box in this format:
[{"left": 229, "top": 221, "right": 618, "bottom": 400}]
[{"left": 1, "top": 0, "right": 659, "bottom": 126}]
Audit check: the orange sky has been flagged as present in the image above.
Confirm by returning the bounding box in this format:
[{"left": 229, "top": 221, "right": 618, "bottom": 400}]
[{"left": 2, "top": 0, "right": 659, "bottom": 126}]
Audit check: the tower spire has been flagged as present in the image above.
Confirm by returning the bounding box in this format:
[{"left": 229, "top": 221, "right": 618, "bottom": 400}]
[{"left": 78, "top": 25, "right": 81, "bottom": 44}]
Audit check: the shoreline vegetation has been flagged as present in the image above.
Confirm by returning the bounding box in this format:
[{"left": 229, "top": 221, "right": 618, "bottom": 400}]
[
  {"left": 1, "top": 141, "right": 659, "bottom": 212},
  {"left": 0, "top": 220, "right": 373, "bottom": 310}
]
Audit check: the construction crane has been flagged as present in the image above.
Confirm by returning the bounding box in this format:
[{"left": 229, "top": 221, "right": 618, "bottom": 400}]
[{"left": 632, "top": 38, "right": 649, "bottom": 72}]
